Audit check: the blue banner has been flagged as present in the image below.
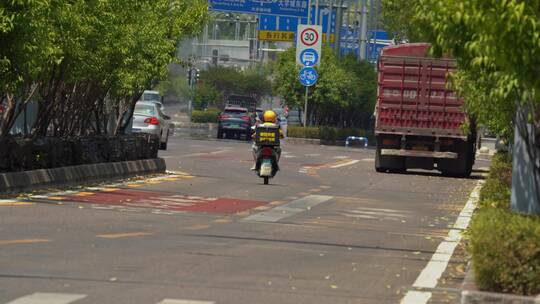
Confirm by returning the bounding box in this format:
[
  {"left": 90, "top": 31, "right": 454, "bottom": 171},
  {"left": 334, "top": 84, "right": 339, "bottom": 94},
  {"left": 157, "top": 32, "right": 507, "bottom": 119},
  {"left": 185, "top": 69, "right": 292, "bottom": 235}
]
[{"left": 210, "top": 0, "right": 309, "bottom": 17}]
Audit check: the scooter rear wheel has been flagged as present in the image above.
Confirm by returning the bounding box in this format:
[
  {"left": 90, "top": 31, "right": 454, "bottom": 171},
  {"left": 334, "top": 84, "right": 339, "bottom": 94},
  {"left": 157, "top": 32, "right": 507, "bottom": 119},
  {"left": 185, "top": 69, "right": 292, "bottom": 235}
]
[{"left": 263, "top": 177, "right": 269, "bottom": 185}]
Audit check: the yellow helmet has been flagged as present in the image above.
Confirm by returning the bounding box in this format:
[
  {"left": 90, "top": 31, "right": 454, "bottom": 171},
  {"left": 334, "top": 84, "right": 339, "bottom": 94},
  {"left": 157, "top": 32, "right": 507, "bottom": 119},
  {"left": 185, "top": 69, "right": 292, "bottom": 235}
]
[{"left": 263, "top": 110, "right": 277, "bottom": 123}]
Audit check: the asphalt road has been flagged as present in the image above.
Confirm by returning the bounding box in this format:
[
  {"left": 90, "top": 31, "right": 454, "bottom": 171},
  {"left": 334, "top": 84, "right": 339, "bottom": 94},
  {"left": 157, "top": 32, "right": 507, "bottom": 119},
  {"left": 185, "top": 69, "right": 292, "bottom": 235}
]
[{"left": 0, "top": 136, "right": 490, "bottom": 304}]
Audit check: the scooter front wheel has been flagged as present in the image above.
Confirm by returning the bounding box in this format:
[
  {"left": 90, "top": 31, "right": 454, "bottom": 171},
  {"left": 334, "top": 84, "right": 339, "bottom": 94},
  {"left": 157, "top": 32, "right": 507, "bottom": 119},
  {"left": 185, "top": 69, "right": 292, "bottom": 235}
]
[{"left": 263, "top": 177, "right": 269, "bottom": 185}]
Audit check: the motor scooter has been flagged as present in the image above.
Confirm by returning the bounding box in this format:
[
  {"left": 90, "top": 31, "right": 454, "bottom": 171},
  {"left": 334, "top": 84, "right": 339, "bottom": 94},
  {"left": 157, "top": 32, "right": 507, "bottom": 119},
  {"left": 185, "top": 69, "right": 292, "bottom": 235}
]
[{"left": 253, "top": 125, "right": 280, "bottom": 185}]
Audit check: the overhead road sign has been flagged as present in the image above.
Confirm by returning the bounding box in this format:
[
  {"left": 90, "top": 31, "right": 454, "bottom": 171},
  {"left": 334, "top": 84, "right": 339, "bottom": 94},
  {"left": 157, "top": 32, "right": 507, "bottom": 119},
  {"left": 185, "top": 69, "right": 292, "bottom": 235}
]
[
  {"left": 258, "top": 30, "right": 334, "bottom": 42},
  {"left": 299, "top": 67, "right": 318, "bottom": 86},
  {"left": 258, "top": 30, "right": 296, "bottom": 41},
  {"left": 258, "top": 6, "right": 337, "bottom": 42},
  {"left": 209, "top": 0, "right": 309, "bottom": 17},
  {"left": 296, "top": 24, "right": 322, "bottom": 66}
]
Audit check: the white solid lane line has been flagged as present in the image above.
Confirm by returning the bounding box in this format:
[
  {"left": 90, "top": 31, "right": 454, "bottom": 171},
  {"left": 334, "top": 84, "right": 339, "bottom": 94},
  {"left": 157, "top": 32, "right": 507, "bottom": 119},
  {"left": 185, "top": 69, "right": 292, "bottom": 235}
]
[
  {"left": 400, "top": 180, "right": 484, "bottom": 304},
  {"left": 330, "top": 159, "right": 359, "bottom": 168},
  {"left": 6, "top": 293, "right": 86, "bottom": 304},
  {"left": 242, "top": 195, "right": 334, "bottom": 223}
]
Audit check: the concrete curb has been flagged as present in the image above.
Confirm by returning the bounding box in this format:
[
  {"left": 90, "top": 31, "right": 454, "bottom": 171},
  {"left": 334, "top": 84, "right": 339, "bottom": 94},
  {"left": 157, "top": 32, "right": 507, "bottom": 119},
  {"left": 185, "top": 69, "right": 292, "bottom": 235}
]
[
  {"left": 173, "top": 122, "right": 217, "bottom": 129},
  {"left": 284, "top": 138, "right": 321, "bottom": 145},
  {"left": 0, "top": 158, "right": 166, "bottom": 193},
  {"left": 461, "top": 263, "right": 540, "bottom": 304}
]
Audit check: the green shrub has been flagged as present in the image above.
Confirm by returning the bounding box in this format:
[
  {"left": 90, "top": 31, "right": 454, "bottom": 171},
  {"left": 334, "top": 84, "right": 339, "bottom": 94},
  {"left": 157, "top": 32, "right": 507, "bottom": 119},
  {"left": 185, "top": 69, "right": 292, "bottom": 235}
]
[
  {"left": 478, "top": 152, "right": 512, "bottom": 209},
  {"left": 320, "top": 126, "right": 337, "bottom": 141},
  {"left": 288, "top": 126, "right": 372, "bottom": 142},
  {"left": 469, "top": 208, "right": 540, "bottom": 295},
  {"left": 191, "top": 109, "right": 220, "bottom": 123},
  {"left": 287, "top": 126, "right": 320, "bottom": 139}
]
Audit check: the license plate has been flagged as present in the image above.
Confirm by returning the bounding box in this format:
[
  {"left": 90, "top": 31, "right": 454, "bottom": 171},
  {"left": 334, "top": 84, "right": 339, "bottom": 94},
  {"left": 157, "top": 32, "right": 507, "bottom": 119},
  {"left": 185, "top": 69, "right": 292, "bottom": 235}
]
[
  {"left": 412, "top": 145, "right": 429, "bottom": 151},
  {"left": 260, "top": 160, "right": 273, "bottom": 176}
]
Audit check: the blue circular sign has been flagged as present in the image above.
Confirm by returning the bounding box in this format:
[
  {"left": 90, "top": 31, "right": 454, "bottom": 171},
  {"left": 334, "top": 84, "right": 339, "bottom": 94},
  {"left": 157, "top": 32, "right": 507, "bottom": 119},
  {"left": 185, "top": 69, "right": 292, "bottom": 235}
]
[
  {"left": 299, "top": 67, "right": 318, "bottom": 87},
  {"left": 299, "top": 48, "right": 319, "bottom": 67}
]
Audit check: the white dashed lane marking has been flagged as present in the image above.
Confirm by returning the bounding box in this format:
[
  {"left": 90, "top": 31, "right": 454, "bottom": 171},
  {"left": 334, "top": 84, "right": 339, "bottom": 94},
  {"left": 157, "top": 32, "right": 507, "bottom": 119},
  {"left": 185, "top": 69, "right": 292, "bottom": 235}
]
[
  {"left": 340, "top": 207, "right": 409, "bottom": 221},
  {"left": 329, "top": 159, "right": 359, "bottom": 168},
  {"left": 157, "top": 300, "right": 214, "bottom": 304},
  {"left": 5, "top": 293, "right": 86, "bottom": 304},
  {"left": 242, "top": 195, "right": 333, "bottom": 223},
  {"left": 5, "top": 293, "right": 214, "bottom": 304}
]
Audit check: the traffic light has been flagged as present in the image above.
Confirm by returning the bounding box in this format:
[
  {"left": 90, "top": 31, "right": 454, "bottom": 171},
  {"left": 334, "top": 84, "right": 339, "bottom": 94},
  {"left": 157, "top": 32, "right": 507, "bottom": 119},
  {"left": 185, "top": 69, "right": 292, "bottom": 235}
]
[{"left": 194, "top": 68, "right": 200, "bottom": 84}]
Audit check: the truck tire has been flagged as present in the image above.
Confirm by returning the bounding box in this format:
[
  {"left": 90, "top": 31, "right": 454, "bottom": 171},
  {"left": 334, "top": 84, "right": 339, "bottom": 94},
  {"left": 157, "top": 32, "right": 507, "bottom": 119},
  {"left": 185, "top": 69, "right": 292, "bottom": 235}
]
[
  {"left": 159, "top": 131, "right": 169, "bottom": 150},
  {"left": 217, "top": 128, "right": 224, "bottom": 139},
  {"left": 375, "top": 146, "right": 386, "bottom": 172},
  {"left": 375, "top": 136, "right": 405, "bottom": 173},
  {"left": 439, "top": 140, "right": 473, "bottom": 177}
]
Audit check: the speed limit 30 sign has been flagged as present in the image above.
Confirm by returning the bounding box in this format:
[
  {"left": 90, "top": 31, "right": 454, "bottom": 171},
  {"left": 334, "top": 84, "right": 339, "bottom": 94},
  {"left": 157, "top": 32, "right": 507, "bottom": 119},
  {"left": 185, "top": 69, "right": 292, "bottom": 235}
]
[{"left": 296, "top": 25, "right": 322, "bottom": 67}]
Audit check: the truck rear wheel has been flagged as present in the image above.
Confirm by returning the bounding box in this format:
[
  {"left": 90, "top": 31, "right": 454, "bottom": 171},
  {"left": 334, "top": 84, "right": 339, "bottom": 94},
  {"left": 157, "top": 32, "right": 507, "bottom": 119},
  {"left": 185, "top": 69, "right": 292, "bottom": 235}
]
[
  {"left": 375, "top": 136, "right": 405, "bottom": 173},
  {"left": 375, "top": 147, "right": 406, "bottom": 173},
  {"left": 439, "top": 140, "right": 474, "bottom": 177}
]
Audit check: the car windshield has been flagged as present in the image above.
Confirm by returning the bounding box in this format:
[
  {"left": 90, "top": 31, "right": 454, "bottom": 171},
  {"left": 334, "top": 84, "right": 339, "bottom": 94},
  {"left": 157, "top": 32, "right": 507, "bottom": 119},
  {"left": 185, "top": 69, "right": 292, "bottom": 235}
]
[
  {"left": 134, "top": 104, "right": 155, "bottom": 116},
  {"left": 224, "top": 109, "right": 248, "bottom": 118},
  {"left": 143, "top": 93, "right": 160, "bottom": 102}
]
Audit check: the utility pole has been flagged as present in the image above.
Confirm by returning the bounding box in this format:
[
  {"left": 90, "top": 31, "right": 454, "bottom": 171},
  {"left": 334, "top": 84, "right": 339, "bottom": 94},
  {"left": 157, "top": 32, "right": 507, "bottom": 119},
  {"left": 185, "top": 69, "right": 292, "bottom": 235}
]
[
  {"left": 334, "top": 0, "right": 344, "bottom": 54},
  {"left": 304, "top": 0, "right": 313, "bottom": 127},
  {"left": 359, "top": 0, "right": 368, "bottom": 60},
  {"left": 235, "top": 16, "right": 240, "bottom": 40},
  {"left": 327, "top": 0, "right": 334, "bottom": 44}
]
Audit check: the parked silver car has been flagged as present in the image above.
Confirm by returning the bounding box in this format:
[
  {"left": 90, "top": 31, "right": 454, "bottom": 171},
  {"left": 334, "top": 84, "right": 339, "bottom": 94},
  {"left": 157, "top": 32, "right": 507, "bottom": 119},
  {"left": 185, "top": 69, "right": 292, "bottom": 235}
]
[{"left": 132, "top": 101, "right": 171, "bottom": 150}]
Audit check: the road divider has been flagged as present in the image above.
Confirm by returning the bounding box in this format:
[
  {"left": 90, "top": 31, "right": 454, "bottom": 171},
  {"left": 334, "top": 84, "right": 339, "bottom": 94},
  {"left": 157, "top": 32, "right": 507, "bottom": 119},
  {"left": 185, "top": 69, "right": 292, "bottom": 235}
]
[{"left": 0, "top": 158, "right": 166, "bottom": 193}]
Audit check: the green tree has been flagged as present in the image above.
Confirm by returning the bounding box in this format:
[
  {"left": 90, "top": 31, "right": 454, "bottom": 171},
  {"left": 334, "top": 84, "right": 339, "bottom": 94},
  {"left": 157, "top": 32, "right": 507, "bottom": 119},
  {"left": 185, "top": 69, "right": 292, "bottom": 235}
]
[
  {"left": 380, "top": 0, "right": 422, "bottom": 42},
  {"left": 273, "top": 47, "right": 376, "bottom": 128},
  {"left": 197, "top": 66, "right": 272, "bottom": 108},
  {"left": 0, "top": 1, "right": 58, "bottom": 136},
  {"left": 0, "top": 0, "right": 208, "bottom": 137},
  {"left": 413, "top": 0, "right": 540, "bottom": 210}
]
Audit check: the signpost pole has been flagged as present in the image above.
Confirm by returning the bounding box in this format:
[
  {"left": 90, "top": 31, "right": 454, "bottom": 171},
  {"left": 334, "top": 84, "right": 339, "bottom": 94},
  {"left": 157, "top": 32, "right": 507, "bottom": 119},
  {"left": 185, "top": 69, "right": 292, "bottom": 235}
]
[
  {"left": 315, "top": 0, "right": 319, "bottom": 24},
  {"left": 307, "top": 0, "right": 312, "bottom": 25},
  {"left": 304, "top": 87, "right": 308, "bottom": 127}
]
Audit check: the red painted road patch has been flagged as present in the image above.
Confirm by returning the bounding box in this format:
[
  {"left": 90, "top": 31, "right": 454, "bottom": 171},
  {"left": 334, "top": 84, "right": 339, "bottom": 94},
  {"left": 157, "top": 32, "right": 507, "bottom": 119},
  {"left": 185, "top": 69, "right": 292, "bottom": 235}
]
[{"left": 56, "top": 190, "right": 266, "bottom": 214}]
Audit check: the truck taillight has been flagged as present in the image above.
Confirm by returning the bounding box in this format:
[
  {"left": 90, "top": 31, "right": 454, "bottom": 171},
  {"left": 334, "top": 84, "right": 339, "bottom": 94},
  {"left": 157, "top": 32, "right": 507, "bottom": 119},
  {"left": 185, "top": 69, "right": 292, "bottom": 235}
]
[
  {"left": 219, "top": 114, "right": 230, "bottom": 120},
  {"left": 144, "top": 117, "right": 160, "bottom": 125},
  {"left": 382, "top": 139, "right": 399, "bottom": 146}
]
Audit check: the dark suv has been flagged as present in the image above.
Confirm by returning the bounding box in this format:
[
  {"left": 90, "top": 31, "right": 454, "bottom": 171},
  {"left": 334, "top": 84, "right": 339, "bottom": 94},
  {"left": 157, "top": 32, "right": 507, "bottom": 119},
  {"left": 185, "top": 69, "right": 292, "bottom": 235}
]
[{"left": 217, "top": 106, "right": 253, "bottom": 140}]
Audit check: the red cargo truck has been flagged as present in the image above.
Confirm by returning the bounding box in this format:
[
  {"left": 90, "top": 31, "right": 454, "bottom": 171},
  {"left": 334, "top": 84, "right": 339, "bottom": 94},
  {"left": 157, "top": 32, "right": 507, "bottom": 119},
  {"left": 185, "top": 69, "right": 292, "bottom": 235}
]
[{"left": 374, "top": 43, "right": 476, "bottom": 177}]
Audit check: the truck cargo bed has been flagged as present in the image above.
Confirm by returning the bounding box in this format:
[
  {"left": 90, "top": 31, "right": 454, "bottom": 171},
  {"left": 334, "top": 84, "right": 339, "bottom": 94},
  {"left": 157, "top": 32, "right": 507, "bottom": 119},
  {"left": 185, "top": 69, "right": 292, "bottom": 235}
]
[{"left": 376, "top": 44, "right": 466, "bottom": 139}]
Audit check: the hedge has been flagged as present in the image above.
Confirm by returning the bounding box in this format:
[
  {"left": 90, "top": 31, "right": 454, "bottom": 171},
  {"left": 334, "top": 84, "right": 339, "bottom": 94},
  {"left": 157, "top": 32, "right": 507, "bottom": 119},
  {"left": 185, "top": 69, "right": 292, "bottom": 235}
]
[
  {"left": 478, "top": 153, "right": 513, "bottom": 209},
  {"left": 191, "top": 108, "right": 220, "bottom": 123},
  {"left": 287, "top": 126, "right": 373, "bottom": 143},
  {"left": 470, "top": 209, "right": 540, "bottom": 295},
  {"left": 0, "top": 134, "right": 159, "bottom": 173},
  {"left": 468, "top": 152, "right": 540, "bottom": 295}
]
